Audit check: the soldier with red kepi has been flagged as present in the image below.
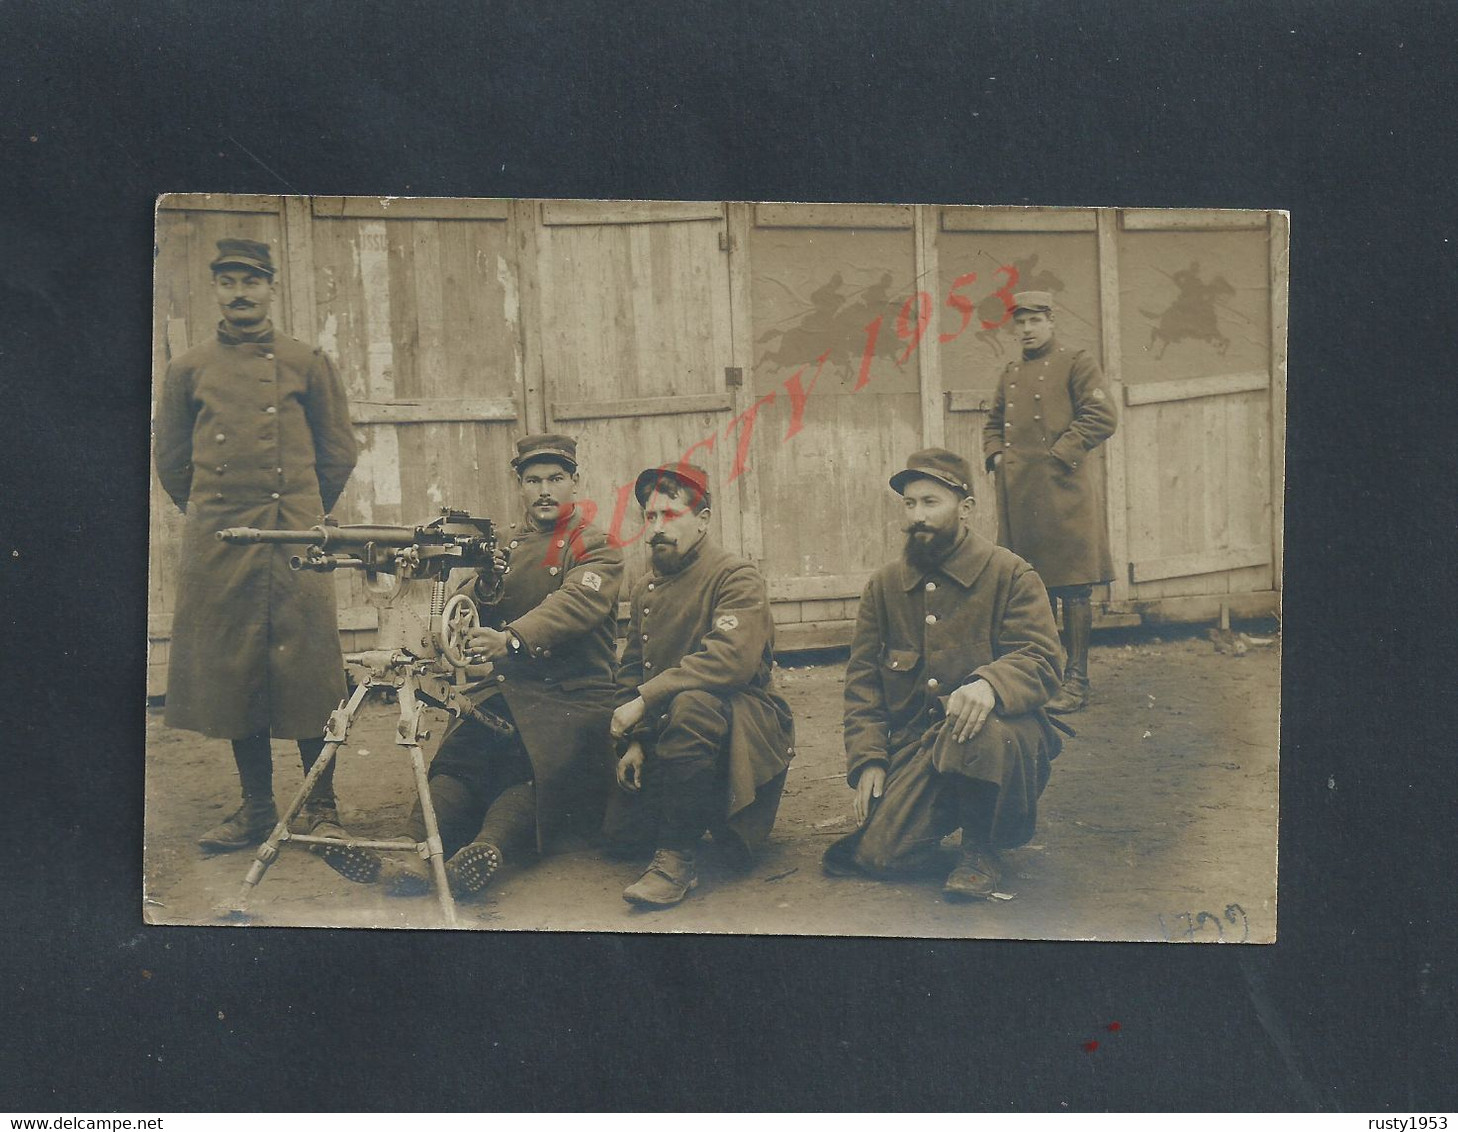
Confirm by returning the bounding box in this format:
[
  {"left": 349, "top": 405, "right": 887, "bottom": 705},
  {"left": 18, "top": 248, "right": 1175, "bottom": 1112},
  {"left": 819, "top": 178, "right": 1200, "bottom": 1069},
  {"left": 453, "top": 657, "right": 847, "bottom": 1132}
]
[
  {"left": 823, "top": 449, "right": 1065, "bottom": 899},
  {"left": 364, "top": 434, "right": 625, "bottom": 899},
  {"left": 983, "top": 290, "right": 1118, "bottom": 713},
  {"left": 153, "top": 238, "right": 364, "bottom": 873},
  {"left": 604, "top": 464, "right": 796, "bottom": 908}
]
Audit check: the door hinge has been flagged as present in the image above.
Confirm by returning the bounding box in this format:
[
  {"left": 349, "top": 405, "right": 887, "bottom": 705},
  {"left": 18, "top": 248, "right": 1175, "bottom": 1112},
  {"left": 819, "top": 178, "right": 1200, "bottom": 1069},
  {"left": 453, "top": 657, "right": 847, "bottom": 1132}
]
[
  {"left": 719, "top": 230, "right": 736, "bottom": 252},
  {"left": 724, "top": 366, "right": 744, "bottom": 388}
]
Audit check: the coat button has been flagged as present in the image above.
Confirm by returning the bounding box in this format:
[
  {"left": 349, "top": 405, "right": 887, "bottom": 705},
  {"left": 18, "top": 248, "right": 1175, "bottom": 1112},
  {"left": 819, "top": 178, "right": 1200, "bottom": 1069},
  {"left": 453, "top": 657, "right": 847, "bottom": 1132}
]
[
  {"left": 508, "top": 540, "right": 519, "bottom": 549},
  {"left": 1006, "top": 402, "right": 1014, "bottom": 410},
  {"left": 647, "top": 583, "right": 655, "bottom": 591},
  {"left": 215, "top": 465, "right": 225, "bottom": 474},
  {"left": 542, "top": 649, "right": 551, "bottom": 658},
  {"left": 925, "top": 581, "right": 936, "bottom": 591},
  {"left": 215, "top": 434, "right": 226, "bottom": 443},
  {"left": 642, "top": 634, "right": 649, "bottom": 641},
  {"left": 642, "top": 608, "right": 650, "bottom": 616},
  {"left": 556, "top": 540, "right": 565, "bottom": 548},
  {"left": 214, "top": 491, "right": 224, "bottom": 500},
  {"left": 925, "top": 614, "right": 937, "bottom": 625},
  {"left": 496, "top": 674, "right": 506, "bottom": 683},
  {"left": 889, "top": 660, "right": 899, "bottom": 669},
  {"left": 264, "top": 406, "right": 276, "bottom": 414},
  {"left": 644, "top": 660, "right": 653, "bottom": 669},
  {"left": 276, "top": 467, "right": 283, "bottom": 474},
  {"left": 264, "top": 352, "right": 274, "bottom": 360},
  {"left": 1034, "top": 414, "right": 1041, "bottom": 421},
  {"left": 927, "top": 678, "right": 940, "bottom": 690},
  {"left": 548, "top": 566, "right": 559, "bottom": 576},
  {"left": 1034, "top": 393, "right": 1042, "bottom": 400},
  {"left": 270, "top": 492, "right": 280, "bottom": 499}
]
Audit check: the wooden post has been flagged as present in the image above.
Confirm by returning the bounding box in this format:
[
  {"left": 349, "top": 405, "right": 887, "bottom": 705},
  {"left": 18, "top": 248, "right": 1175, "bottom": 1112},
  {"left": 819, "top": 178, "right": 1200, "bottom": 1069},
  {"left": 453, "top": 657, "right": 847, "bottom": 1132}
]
[
  {"left": 511, "top": 199, "right": 548, "bottom": 434},
  {"left": 281, "top": 196, "right": 317, "bottom": 340},
  {"left": 914, "top": 204, "right": 945, "bottom": 449},
  {"left": 1097, "top": 208, "right": 1131, "bottom": 604},
  {"left": 725, "top": 201, "right": 767, "bottom": 565},
  {"left": 1268, "top": 211, "right": 1288, "bottom": 597}
]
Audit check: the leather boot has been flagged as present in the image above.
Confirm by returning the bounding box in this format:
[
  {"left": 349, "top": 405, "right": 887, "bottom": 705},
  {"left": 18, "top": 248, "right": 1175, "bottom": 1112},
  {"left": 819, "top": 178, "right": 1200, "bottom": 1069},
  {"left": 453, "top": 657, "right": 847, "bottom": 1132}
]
[
  {"left": 198, "top": 795, "right": 278, "bottom": 852},
  {"left": 623, "top": 849, "right": 698, "bottom": 907},
  {"left": 944, "top": 839, "right": 1002, "bottom": 900},
  {"left": 1046, "top": 598, "right": 1092, "bottom": 714}
]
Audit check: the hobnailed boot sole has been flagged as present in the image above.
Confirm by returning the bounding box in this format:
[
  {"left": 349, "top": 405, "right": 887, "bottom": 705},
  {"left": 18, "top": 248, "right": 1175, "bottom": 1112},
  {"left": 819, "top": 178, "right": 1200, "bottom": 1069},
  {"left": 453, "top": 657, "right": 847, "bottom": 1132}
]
[
  {"left": 446, "top": 843, "right": 501, "bottom": 897},
  {"left": 313, "top": 824, "right": 383, "bottom": 885}
]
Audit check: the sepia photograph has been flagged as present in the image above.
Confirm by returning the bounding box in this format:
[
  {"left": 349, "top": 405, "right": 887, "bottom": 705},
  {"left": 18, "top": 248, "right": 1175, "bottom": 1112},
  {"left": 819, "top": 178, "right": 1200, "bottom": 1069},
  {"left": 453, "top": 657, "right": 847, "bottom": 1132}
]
[{"left": 145, "top": 194, "right": 1286, "bottom": 939}]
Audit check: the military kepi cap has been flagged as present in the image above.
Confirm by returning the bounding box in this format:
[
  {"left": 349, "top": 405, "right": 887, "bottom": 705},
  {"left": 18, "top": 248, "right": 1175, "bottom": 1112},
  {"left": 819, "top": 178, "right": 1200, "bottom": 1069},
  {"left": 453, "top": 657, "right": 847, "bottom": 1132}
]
[
  {"left": 635, "top": 462, "right": 710, "bottom": 507},
  {"left": 210, "top": 238, "right": 276, "bottom": 277},
  {"left": 1011, "top": 290, "right": 1054, "bottom": 314},
  {"left": 890, "top": 448, "right": 974, "bottom": 499},
  {"left": 511, "top": 433, "right": 578, "bottom": 472}
]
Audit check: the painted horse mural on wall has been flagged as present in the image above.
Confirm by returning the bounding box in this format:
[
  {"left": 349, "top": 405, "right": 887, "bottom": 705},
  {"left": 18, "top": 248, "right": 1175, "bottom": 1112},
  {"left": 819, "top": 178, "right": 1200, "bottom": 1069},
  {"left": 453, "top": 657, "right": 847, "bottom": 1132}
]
[{"left": 1142, "top": 261, "right": 1237, "bottom": 359}]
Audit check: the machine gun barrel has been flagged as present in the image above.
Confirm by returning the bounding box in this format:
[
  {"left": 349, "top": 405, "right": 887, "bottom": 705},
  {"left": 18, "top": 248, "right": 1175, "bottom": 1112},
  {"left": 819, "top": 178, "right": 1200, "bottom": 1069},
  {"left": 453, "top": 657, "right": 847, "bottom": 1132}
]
[{"left": 217, "top": 525, "right": 420, "bottom": 548}]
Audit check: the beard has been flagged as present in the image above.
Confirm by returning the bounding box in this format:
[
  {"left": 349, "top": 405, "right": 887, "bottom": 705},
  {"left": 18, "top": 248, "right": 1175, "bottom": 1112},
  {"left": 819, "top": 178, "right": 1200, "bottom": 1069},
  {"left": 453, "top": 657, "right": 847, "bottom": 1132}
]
[
  {"left": 649, "top": 538, "right": 686, "bottom": 574},
  {"left": 903, "top": 523, "right": 959, "bottom": 571}
]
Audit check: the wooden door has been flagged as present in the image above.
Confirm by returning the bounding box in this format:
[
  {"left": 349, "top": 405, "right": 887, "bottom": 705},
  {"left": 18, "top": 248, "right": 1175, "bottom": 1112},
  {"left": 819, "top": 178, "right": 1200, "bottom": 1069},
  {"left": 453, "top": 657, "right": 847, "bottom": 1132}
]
[
  {"left": 1115, "top": 212, "right": 1282, "bottom": 606},
  {"left": 307, "top": 197, "right": 529, "bottom": 636},
  {"left": 533, "top": 200, "right": 740, "bottom": 588}
]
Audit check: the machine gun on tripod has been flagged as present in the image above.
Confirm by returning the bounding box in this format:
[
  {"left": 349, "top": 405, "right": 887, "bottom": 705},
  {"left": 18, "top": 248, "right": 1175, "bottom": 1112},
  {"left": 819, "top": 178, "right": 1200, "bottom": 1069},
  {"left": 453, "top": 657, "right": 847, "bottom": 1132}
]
[{"left": 216, "top": 508, "right": 506, "bottom": 926}]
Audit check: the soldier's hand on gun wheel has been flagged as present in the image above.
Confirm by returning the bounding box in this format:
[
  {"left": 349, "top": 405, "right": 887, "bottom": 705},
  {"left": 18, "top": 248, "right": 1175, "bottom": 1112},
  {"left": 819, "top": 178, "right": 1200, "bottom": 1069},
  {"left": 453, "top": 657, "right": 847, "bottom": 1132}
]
[{"left": 465, "top": 626, "right": 511, "bottom": 661}]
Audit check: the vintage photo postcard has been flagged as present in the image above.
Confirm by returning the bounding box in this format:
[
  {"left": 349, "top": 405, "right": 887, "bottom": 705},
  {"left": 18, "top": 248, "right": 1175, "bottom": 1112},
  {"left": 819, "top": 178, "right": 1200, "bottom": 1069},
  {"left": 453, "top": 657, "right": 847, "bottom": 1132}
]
[{"left": 145, "top": 195, "right": 1285, "bottom": 940}]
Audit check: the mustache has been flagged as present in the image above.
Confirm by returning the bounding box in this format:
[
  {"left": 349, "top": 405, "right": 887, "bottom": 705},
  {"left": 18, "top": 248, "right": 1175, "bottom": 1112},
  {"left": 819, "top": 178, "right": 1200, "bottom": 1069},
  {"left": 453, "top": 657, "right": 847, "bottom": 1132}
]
[
  {"left": 905, "top": 523, "right": 933, "bottom": 534},
  {"left": 228, "top": 300, "right": 256, "bottom": 308},
  {"left": 649, "top": 536, "right": 675, "bottom": 547}
]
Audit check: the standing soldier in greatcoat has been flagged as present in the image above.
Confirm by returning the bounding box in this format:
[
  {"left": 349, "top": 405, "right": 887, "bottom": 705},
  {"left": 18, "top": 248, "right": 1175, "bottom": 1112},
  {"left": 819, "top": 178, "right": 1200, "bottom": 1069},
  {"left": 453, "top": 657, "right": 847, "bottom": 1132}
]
[
  {"left": 604, "top": 464, "right": 796, "bottom": 908},
  {"left": 154, "top": 238, "right": 362, "bottom": 869},
  {"left": 983, "top": 291, "right": 1119, "bottom": 713},
  {"left": 363, "top": 434, "right": 625, "bottom": 900},
  {"left": 823, "top": 449, "right": 1065, "bottom": 898}
]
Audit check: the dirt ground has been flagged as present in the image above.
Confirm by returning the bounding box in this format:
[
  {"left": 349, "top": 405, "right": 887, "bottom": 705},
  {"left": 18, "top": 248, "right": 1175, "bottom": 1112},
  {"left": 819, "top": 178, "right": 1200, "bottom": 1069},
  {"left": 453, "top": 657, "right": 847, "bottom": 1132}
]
[{"left": 143, "top": 624, "right": 1280, "bottom": 942}]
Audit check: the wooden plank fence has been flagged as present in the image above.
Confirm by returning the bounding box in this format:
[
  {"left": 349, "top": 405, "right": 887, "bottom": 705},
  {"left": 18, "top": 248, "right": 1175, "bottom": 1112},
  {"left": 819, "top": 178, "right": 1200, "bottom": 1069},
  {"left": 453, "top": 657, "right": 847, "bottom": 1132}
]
[{"left": 149, "top": 197, "right": 1286, "bottom": 696}]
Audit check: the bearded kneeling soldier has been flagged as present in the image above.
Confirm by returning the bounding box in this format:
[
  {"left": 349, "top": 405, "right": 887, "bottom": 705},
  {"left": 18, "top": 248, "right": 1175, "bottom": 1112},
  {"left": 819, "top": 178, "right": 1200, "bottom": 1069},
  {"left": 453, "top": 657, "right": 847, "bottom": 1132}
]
[
  {"left": 823, "top": 449, "right": 1065, "bottom": 899},
  {"left": 365, "top": 434, "right": 624, "bottom": 898},
  {"left": 604, "top": 464, "right": 796, "bottom": 908}
]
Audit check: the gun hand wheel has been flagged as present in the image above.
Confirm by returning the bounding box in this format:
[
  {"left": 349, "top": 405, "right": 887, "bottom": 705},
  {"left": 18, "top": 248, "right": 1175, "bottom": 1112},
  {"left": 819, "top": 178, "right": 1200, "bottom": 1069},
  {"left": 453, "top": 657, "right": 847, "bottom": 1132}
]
[{"left": 439, "top": 593, "right": 480, "bottom": 668}]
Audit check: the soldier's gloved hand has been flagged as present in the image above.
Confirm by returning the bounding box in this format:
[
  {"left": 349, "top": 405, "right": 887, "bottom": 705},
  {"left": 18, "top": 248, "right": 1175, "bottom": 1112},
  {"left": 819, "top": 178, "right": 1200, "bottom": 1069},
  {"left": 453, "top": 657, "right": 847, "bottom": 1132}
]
[
  {"left": 947, "top": 678, "right": 997, "bottom": 743},
  {"left": 616, "top": 742, "right": 646, "bottom": 793},
  {"left": 610, "top": 696, "right": 647, "bottom": 740},
  {"left": 854, "top": 765, "right": 886, "bottom": 826},
  {"left": 466, "top": 626, "right": 512, "bottom": 662}
]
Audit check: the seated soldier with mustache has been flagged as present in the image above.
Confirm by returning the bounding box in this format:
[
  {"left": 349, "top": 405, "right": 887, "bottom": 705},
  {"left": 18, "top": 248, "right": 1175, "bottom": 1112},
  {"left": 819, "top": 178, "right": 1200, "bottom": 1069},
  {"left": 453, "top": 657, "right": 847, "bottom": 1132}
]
[
  {"left": 603, "top": 464, "right": 796, "bottom": 908},
  {"left": 823, "top": 448, "right": 1066, "bottom": 899}
]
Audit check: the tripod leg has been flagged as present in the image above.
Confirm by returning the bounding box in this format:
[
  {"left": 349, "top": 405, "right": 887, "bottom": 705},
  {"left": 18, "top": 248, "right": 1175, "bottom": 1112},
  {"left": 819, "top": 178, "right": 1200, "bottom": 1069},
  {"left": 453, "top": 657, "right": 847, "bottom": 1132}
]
[
  {"left": 407, "top": 741, "right": 459, "bottom": 928},
  {"left": 228, "top": 682, "right": 371, "bottom": 918}
]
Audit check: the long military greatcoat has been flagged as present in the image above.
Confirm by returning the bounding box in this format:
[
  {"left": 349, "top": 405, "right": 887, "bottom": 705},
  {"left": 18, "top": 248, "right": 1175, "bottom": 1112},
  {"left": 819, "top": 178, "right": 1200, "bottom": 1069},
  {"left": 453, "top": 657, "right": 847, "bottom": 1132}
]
[
  {"left": 447, "top": 509, "right": 624, "bottom": 851},
  {"left": 827, "top": 530, "right": 1064, "bottom": 872},
  {"left": 615, "top": 539, "right": 795, "bottom": 847},
  {"left": 982, "top": 340, "right": 1118, "bottom": 588},
  {"left": 154, "top": 321, "right": 357, "bottom": 739}
]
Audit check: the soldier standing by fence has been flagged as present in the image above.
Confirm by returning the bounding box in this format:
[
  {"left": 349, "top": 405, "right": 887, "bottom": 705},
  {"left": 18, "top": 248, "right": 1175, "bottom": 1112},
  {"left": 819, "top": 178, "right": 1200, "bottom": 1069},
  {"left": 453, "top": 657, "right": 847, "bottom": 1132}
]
[{"left": 983, "top": 291, "right": 1118, "bottom": 713}]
